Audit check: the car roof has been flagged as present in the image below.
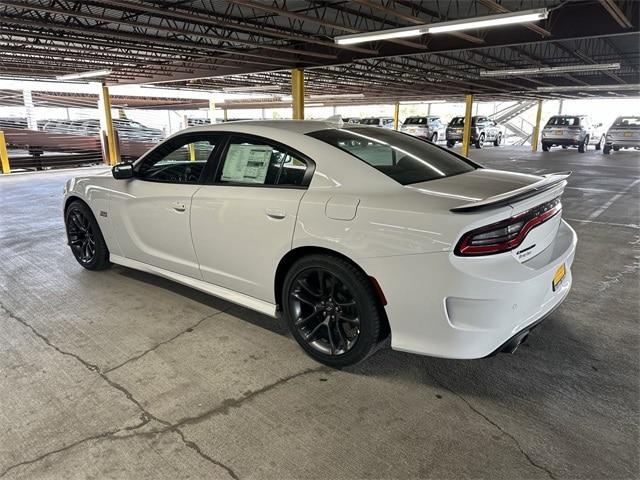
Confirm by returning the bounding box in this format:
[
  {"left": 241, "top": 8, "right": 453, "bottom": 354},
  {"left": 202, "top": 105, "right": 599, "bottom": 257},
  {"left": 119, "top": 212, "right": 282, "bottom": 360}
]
[{"left": 177, "top": 119, "right": 342, "bottom": 135}]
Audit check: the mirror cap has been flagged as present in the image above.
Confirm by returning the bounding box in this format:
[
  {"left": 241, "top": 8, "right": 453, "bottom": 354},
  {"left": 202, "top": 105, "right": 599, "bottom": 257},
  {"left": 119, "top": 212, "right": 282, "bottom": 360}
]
[{"left": 112, "top": 162, "right": 134, "bottom": 180}]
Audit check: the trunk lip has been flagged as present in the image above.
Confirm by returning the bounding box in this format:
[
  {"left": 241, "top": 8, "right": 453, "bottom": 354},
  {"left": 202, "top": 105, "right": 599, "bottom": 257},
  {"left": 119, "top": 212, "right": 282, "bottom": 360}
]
[{"left": 449, "top": 171, "right": 571, "bottom": 213}]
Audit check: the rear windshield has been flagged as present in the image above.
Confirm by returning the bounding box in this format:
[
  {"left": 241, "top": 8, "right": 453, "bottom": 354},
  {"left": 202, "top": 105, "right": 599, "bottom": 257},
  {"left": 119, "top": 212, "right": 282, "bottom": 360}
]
[
  {"left": 613, "top": 116, "right": 640, "bottom": 127},
  {"left": 307, "top": 127, "right": 476, "bottom": 185},
  {"left": 546, "top": 116, "right": 580, "bottom": 126},
  {"left": 360, "top": 118, "right": 381, "bottom": 125},
  {"left": 404, "top": 117, "right": 428, "bottom": 125},
  {"left": 448, "top": 117, "right": 478, "bottom": 127}
]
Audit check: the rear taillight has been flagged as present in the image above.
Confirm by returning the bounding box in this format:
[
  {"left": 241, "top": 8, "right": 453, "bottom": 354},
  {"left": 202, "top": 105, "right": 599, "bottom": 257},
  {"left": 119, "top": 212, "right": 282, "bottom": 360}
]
[{"left": 455, "top": 197, "right": 562, "bottom": 256}]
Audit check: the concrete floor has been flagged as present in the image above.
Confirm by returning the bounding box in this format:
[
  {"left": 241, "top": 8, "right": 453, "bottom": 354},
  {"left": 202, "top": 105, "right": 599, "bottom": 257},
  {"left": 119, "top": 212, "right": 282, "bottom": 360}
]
[{"left": 0, "top": 145, "right": 638, "bottom": 479}]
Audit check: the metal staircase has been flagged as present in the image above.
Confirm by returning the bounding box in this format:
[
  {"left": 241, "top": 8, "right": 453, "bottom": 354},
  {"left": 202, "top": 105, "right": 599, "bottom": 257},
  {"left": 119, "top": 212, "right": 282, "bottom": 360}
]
[{"left": 490, "top": 101, "right": 537, "bottom": 145}]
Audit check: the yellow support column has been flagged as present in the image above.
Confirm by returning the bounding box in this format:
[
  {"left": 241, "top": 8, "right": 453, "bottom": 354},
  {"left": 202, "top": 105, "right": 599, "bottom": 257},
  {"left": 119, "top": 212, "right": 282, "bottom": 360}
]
[
  {"left": 461, "top": 94, "right": 474, "bottom": 157},
  {"left": 531, "top": 99, "right": 544, "bottom": 152},
  {"left": 98, "top": 85, "right": 118, "bottom": 166},
  {"left": 291, "top": 68, "right": 304, "bottom": 120},
  {"left": 393, "top": 102, "right": 400, "bottom": 130},
  {"left": 0, "top": 131, "right": 10, "bottom": 174}
]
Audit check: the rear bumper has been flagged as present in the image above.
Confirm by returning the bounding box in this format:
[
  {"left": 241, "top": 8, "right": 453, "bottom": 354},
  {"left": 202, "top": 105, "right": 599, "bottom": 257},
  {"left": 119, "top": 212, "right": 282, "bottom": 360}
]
[
  {"left": 605, "top": 139, "right": 640, "bottom": 148},
  {"left": 359, "top": 220, "right": 577, "bottom": 359},
  {"left": 542, "top": 138, "right": 582, "bottom": 146}
]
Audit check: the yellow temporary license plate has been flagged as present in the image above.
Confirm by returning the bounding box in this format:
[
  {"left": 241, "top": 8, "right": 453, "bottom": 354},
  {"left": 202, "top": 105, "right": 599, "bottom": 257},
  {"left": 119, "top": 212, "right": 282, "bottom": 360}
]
[
  {"left": 624, "top": 131, "right": 633, "bottom": 137},
  {"left": 554, "top": 130, "right": 563, "bottom": 135},
  {"left": 552, "top": 263, "right": 566, "bottom": 291}
]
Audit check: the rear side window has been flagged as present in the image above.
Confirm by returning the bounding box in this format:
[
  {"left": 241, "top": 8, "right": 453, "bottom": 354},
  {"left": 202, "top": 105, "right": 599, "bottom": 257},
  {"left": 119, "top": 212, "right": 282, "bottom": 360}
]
[
  {"left": 613, "top": 116, "right": 640, "bottom": 127},
  {"left": 308, "top": 127, "right": 476, "bottom": 185},
  {"left": 404, "top": 117, "right": 427, "bottom": 125}
]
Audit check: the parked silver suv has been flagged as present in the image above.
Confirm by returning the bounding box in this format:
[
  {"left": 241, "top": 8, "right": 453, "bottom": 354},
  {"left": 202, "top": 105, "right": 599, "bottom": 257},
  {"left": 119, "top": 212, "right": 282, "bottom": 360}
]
[
  {"left": 603, "top": 116, "right": 640, "bottom": 154},
  {"left": 446, "top": 116, "right": 503, "bottom": 149},
  {"left": 401, "top": 116, "right": 446, "bottom": 142},
  {"left": 541, "top": 115, "right": 605, "bottom": 153}
]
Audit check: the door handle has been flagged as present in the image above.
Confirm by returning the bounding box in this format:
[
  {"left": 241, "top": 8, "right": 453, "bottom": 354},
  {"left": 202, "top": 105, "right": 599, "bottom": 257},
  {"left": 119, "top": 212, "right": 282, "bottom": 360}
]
[
  {"left": 265, "top": 208, "right": 286, "bottom": 220},
  {"left": 171, "top": 202, "right": 186, "bottom": 212}
]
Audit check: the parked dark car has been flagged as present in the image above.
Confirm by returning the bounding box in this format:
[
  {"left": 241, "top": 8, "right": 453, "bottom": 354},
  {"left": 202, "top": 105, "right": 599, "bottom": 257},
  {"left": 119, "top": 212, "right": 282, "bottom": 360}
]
[{"left": 446, "top": 116, "right": 503, "bottom": 148}]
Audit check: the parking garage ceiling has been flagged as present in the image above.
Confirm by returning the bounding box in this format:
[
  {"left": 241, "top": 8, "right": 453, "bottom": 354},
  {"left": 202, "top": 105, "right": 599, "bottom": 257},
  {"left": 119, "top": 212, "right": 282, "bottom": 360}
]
[{"left": 0, "top": 0, "right": 638, "bottom": 102}]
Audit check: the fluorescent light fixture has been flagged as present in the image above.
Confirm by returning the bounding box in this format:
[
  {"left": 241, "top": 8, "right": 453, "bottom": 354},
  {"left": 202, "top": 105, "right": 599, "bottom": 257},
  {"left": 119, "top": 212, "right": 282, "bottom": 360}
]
[
  {"left": 222, "top": 85, "right": 281, "bottom": 92},
  {"left": 481, "top": 63, "right": 620, "bottom": 77},
  {"left": 56, "top": 69, "right": 112, "bottom": 80},
  {"left": 305, "top": 103, "right": 325, "bottom": 107},
  {"left": 536, "top": 83, "right": 640, "bottom": 92},
  {"left": 309, "top": 93, "right": 366, "bottom": 99},
  {"left": 427, "top": 9, "right": 548, "bottom": 34},
  {"left": 335, "top": 25, "right": 424, "bottom": 45},
  {"left": 334, "top": 8, "right": 547, "bottom": 45}
]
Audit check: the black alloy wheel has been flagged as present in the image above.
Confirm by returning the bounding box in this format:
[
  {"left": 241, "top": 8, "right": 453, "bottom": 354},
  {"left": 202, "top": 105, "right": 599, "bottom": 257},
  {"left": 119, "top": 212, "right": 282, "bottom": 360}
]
[
  {"left": 283, "top": 254, "right": 384, "bottom": 367},
  {"left": 289, "top": 267, "right": 360, "bottom": 356},
  {"left": 65, "top": 201, "right": 110, "bottom": 270}
]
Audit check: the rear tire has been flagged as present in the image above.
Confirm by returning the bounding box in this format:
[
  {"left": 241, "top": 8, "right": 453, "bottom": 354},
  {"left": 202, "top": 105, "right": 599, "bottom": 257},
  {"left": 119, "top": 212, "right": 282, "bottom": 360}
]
[
  {"left": 65, "top": 200, "right": 110, "bottom": 270},
  {"left": 542, "top": 143, "right": 550, "bottom": 152},
  {"left": 430, "top": 132, "right": 438, "bottom": 143},
  {"left": 493, "top": 133, "right": 502, "bottom": 147},
  {"left": 282, "top": 254, "right": 384, "bottom": 368},
  {"left": 603, "top": 145, "right": 611, "bottom": 155},
  {"left": 613, "top": 146, "right": 620, "bottom": 151},
  {"left": 474, "top": 134, "right": 485, "bottom": 149},
  {"left": 578, "top": 136, "right": 589, "bottom": 153},
  {"left": 446, "top": 140, "right": 455, "bottom": 148},
  {"left": 595, "top": 135, "right": 604, "bottom": 150}
]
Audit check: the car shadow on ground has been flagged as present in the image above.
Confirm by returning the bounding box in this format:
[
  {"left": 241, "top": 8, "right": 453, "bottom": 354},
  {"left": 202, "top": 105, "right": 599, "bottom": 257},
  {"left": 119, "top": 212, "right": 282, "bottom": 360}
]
[{"left": 114, "top": 263, "right": 596, "bottom": 401}]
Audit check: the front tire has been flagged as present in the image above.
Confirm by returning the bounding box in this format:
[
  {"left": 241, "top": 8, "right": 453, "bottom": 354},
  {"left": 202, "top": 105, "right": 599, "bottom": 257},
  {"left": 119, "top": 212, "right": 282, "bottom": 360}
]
[
  {"left": 493, "top": 133, "right": 502, "bottom": 147},
  {"left": 542, "top": 143, "right": 550, "bottom": 152},
  {"left": 282, "top": 254, "right": 384, "bottom": 368},
  {"left": 430, "top": 132, "right": 438, "bottom": 143},
  {"left": 595, "top": 135, "right": 604, "bottom": 150},
  {"left": 474, "top": 134, "right": 485, "bottom": 149},
  {"left": 446, "top": 140, "right": 455, "bottom": 148},
  {"left": 65, "top": 200, "right": 110, "bottom": 270}
]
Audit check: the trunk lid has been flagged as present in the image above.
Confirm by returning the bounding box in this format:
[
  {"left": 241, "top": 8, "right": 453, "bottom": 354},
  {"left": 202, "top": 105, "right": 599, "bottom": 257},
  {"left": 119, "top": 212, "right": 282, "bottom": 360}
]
[{"left": 406, "top": 169, "right": 569, "bottom": 262}]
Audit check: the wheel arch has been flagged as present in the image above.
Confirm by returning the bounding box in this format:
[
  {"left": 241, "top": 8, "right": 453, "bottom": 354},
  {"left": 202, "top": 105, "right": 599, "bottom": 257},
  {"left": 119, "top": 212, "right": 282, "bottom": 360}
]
[{"left": 274, "top": 245, "right": 390, "bottom": 340}]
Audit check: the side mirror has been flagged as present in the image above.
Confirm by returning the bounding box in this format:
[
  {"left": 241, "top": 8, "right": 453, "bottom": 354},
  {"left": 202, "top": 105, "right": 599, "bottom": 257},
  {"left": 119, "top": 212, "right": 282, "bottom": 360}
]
[{"left": 112, "top": 162, "right": 134, "bottom": 180}]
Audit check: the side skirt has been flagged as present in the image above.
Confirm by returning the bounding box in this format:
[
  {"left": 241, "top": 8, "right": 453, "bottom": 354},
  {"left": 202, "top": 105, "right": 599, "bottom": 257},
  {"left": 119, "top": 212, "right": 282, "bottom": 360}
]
[{"left": 110, "top": 254, "right": 277, "bottom": 318}]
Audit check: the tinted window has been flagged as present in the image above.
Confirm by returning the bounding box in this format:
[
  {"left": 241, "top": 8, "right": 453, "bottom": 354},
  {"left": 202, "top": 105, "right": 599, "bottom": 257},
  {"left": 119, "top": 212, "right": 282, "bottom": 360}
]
[
  {"left": 360, "top": 118, "right": 381, "bottom": 125},
  {"left": 404, "top": 117, "right": 428, "bottom": 125},
  {"left": 546, "top": 116, "right": 580, "bottom": 126},
  {"left": 449, "top": 117, "right": 478, "bottom": 127},
  {"left": 216, "top": 135, "right": 308, "bottom": 187},
  {"left": 613, "top": 116, "right": 640, "bottom": 127},
  {"left": 308, "top": 127, "right": 476, "bottom": 185},
  {"left": 137, "top": 135, "right": 219, "bottom": 183}
]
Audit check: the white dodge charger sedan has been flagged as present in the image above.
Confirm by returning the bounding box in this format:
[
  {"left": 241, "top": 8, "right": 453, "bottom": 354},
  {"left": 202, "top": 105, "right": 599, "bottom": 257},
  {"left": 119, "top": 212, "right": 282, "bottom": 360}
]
[{"left": 63, "top": 120, "right": 577, "bottom": 367}]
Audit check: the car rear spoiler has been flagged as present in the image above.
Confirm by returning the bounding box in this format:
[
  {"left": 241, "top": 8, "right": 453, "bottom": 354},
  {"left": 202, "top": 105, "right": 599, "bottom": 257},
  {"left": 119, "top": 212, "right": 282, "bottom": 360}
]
[{"left": 450, "top": 171, "right": 571, "bottom": 213}]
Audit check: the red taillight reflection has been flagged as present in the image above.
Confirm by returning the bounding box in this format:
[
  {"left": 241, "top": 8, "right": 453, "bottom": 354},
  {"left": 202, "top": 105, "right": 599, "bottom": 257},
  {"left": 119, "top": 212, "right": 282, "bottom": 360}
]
[{"left": 455, "top": 197, "right": 562, "bottom": 256}]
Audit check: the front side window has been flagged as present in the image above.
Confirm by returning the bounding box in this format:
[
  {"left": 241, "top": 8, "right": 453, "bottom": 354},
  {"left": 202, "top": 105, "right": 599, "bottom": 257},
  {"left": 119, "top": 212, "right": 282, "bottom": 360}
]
[
  {"left": 137, "top": 135, "right": 219, "bottom": 183},
  {"left": 215, "top": 135, "right": 309, "bottom": 187},
  {"left": 308, "top": 127, "right": 476, "bottom": 185}
]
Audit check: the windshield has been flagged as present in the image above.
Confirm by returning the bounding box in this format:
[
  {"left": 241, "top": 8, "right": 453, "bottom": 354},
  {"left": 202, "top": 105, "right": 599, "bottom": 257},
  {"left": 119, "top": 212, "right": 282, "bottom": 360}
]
[
  {"left": 307, "top": 127, "right": 476, "bottom": 185},
  {"left": 613, "top": 116, "right": 640, "bottom": 127},
  {"left": 546, "top": 116, "right": 580, "bottom": 127}
]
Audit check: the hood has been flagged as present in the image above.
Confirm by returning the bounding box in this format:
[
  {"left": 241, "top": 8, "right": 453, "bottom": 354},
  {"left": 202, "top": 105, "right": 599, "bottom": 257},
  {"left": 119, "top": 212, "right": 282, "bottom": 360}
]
[{"left": 405, "top": 169, "right": 541, "bottom": 204}]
